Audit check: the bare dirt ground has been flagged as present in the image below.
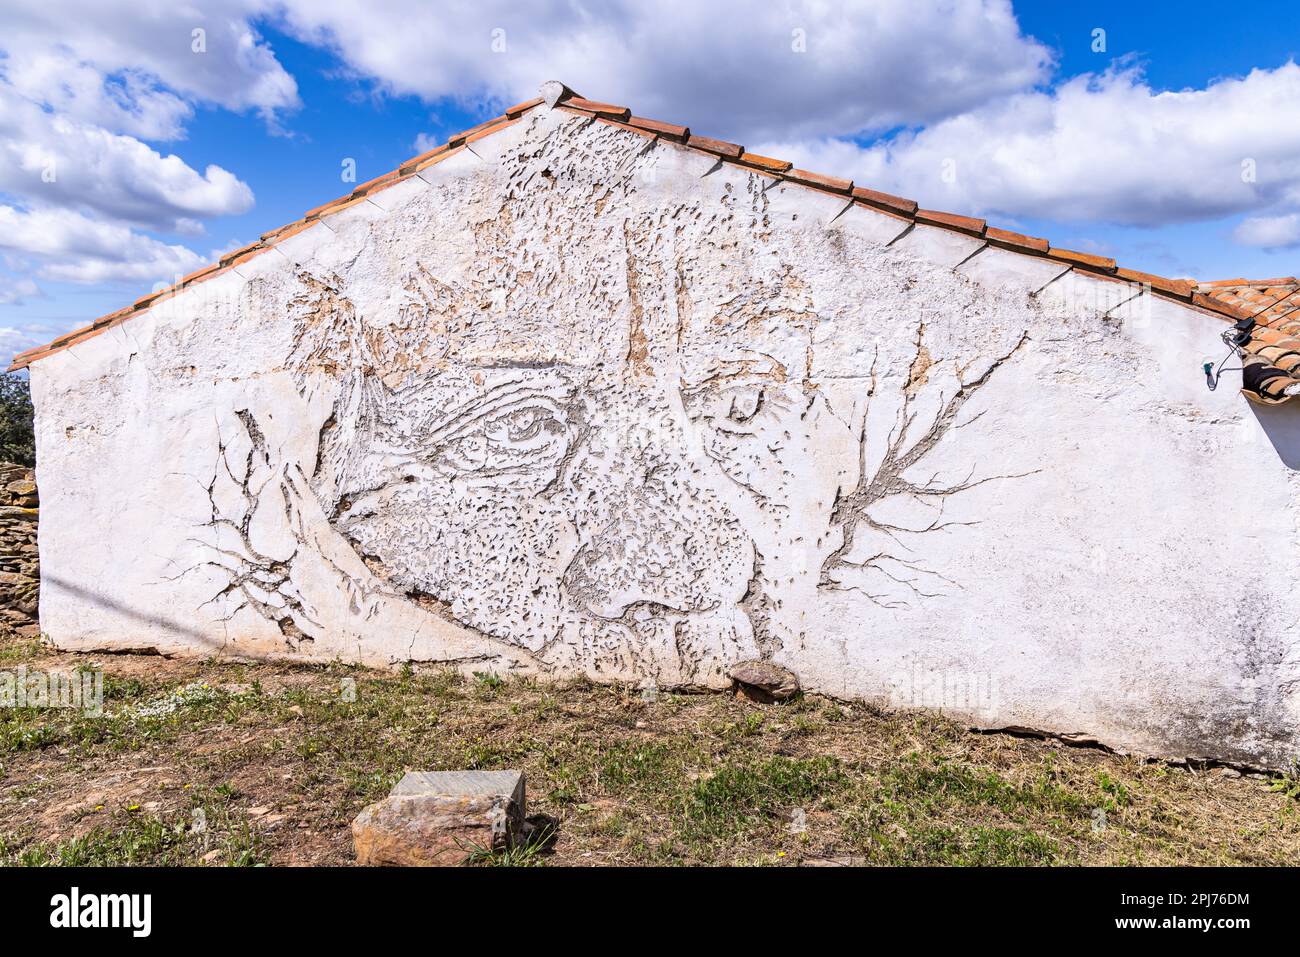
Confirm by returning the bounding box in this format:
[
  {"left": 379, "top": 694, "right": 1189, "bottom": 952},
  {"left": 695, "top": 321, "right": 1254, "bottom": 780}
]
[{"left": 1, "top": 629, "right": 1297, "bottom": 866}]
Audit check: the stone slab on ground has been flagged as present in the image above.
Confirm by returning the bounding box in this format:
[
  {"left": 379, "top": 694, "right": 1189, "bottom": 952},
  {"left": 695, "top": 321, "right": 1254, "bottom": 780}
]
[{"left": 352, "top": 770, "right": 525, "bottom": 866}]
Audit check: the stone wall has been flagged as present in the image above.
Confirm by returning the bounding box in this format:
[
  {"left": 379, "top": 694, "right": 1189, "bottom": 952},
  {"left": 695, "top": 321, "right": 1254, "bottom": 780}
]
[{"left": 0, "top": 463, "right": 38, "bottom": 637}]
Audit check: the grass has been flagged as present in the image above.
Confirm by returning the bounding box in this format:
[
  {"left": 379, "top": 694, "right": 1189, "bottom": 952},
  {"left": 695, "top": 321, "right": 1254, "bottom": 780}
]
[{"left": 0, "top": 628, "right": 1298, "bottom": 866}]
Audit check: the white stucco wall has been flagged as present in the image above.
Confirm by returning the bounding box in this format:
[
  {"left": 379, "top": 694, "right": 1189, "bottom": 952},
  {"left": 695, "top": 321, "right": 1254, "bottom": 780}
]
[{"left": 29, "top": 103, "right": 1300, "bottom": 767}]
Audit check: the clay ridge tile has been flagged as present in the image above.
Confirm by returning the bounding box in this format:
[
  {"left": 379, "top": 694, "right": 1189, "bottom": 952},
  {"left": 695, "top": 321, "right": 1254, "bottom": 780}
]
[
  {"left": 1192, "top": 292, "right": 1255, "bottom": 322},
  {"left": 91, "top": 305, "right": 135, "bottom": 330},
  {"left": 504, "top": 96, "right": 543, "bottom": 118},
  {"left": 398, "top": 143, "right": 449, "bottom": 175},
  {"left": 219, "top": 241, "right": 264, "bottom": 266},
  {"left": 260, "top": 219, "right": 314, "bottom": 246},
  {"left": 916, "top": 209, "right": 986, "bottom": 237},
  {"left": 1256, "top": 277, "right": 1300, "bottom": 287},
  {"left": 304, "top": 194, "right": 352, "bottom": 221},
  {"left": 1048, "top": 247, "right": 1116, "bottom": 272},
  {"left": 563, "top": 97, "right": 632, "bottom": 121},
  {"left": 686, "top": 133, "right": 744, "bottom": 158},
  {"left": 351, "top": 170, "right": 400, "bottom": 197},
  {"left": 628, "top": 116, "right": 689, "bottom": 141},
  {"left": 736, "top": 152, "right": 792, "bottom": 173},
  {"left": 594, "top": 116, "right": 658, "bottom": 140},
  {"left": 985, "top": 226, "right": 1048, "bottom": 254},
  {"left": 784, "top": 169, "right": 853, "bottom": 194},
  {"left": 851, "top": 187, "right": 917, "bottom": 217},
  {"left": 1196, "top": 277, "right": 1251, "bottom": 288},
  {"left": 1114, "top": 267, "right": 1194, "bottom": 299},
  {"left": 446, "top": 115, "right": 509, "bottom": 148}
]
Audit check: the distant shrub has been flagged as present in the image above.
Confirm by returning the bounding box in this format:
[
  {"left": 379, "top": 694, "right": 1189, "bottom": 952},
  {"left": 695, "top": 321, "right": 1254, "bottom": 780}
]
[{"left": 0, "top": 373, "right": 34, "bottom": 466}]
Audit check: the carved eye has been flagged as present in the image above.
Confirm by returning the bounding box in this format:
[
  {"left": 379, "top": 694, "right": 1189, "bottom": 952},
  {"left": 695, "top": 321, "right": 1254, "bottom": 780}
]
[
  {"left": 434, "top": 400, "right": 570, "bottom": 477},
  {"left": 685, "top": 382, "right": 780, "bottom": 437},
  {"left": 442, "top": 433, "right": 489, "bottom": 471},
  {"left": 726, "top": 386, "right": 765, "bottom": 424}
]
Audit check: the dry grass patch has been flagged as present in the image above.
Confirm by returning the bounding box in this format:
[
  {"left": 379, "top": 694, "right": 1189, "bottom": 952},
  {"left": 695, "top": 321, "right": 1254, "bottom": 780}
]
[{"left": 1, "top": 630, "right": 1297, "bottom": 866}]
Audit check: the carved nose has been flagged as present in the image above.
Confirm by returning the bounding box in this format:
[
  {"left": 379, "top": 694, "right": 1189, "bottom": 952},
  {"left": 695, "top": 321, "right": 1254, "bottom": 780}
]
[{"left": 562, "top": 459, "right": 754, "bottom": 620}]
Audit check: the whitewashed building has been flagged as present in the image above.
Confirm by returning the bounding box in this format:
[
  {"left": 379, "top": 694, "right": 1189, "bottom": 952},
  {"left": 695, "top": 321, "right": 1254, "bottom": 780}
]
[{"left": 13, "top": 83, "right": 1300, "bottom": 768}]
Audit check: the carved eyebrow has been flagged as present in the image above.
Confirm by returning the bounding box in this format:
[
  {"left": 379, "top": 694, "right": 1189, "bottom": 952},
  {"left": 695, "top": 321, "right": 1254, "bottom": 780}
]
[
  {"left": 680, "top": 353, "right": 790, "bottom": 392},
  {"left": 418, "top": 380, "right": 571, "bottom": 449}
]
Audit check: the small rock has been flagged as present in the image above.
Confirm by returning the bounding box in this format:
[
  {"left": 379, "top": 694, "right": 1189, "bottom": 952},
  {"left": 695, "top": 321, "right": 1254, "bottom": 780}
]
[
  {"left": 1218, "top": 767, "right": 1242, "bottom": 779},
  {"left": 639, "top": 684, "right": 658, "bottom": 702},
  {"left": 728, "top": 660, "right": 800, "bottom": 701},
  {"left": 247, "top": 805, "right": 271, "bottom": 817},
  {"left": 352, "top": 770, "right": 526, "bottom": 867}
]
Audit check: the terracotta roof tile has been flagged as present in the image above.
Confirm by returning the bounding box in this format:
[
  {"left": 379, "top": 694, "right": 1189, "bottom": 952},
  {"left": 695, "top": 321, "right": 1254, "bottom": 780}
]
[
  {"left": 628, "top": 116, "right": 689, "bottom": 141},
  {"left": 593, "top": 116, "right": 658, "bottom": 140},
  {"left": 219, "top": 241, "right": 264, "bottom": 266},
  {"left": 1047, "top": 247, "right": 1116, "bottom": 272},
  {"left": 398, "top": 143, "right": 449, "bottom": 176},
  {"left": 686, "top": 133, "right": 744, "bottom": 158},
  {"left": 504, "top": 96, "right": 543, "bottom": 119},
  {"left": 985, "top": 226, "right": 1048, "bottom": 254},
  {"left": 465, "top": 115, "right": 521, "bottom": 148},
  {"left": 92, "top": 305, "right": 134, "bottom": 329},
  {"left": 131, "top": 288, "right": 165, "bottom": 310},
  {"left": 1192, "top": 291, "right": 1253, "bottom": 321},
  {"left": 446, "top": 115, "right": 509, "bottom": 148},
  {"left": 351, "top": 170, "right": 400, "bottom": 197},
  {"left": 1114, "top": 267, "right": 1194, "bottom": 299},
  {"left": 563, "top": 97, "right": 632, "bottom": 121},
  {"left": 260, "top": 219, "right": 314, "bottom": 245},
  {"left": 916, "top": 209, "right": 986, "bottom": 237},
  {"left": 737, "top": 152, "right": 793, "bottom": 173},
  {"left": 851, "top": 187, "right": 917, "bottom": 217},
  {"left": 412, "top": 144, "right": 466, "bottom": 174},
  {"left": 303, "top": 195, "right": 352, "bottom": 221},
  {"left": 785, "top": 169, "right": 853, "bottom": 194}
]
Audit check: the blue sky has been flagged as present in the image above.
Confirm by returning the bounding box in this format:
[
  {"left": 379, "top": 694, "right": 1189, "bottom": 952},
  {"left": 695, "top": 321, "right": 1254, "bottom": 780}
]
[{"left": 2, "top": 0, "right": 1299, "bottom": 364}]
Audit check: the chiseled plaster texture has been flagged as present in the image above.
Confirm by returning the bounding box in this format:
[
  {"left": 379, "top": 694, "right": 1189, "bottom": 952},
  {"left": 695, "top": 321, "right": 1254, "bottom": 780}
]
[{"left": 29, "top": 102, "right": 1300, "bottom": 767}]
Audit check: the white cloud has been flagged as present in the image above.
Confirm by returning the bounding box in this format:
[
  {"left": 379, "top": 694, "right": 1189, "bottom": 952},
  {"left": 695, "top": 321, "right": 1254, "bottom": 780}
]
[
  {"left": 0, "top": 205, "right": 205, "bottom": 284},
  {"left": 1233, "top": 213, "right": 1300, "bottom": 250},
  {"left": 268, "top": 0, "right": 1052, "bottom": 140},
  {"left": 0, "top": 87, "right": 255, "bottom": 231},
  {"left": 0, "top": 277, "right": 42, "bottom": 307},
  {"left": 0, "top": 1, "right": 290, "bottom": 294},
  {"left": 412, "top": 131, "right": 442, "bottom": 154},
  {"left": 752, "top": 62, "right": 1300, "bottom": 230},
  {"left": 2, "top": 3, "right": 299, "bottom": 125}
]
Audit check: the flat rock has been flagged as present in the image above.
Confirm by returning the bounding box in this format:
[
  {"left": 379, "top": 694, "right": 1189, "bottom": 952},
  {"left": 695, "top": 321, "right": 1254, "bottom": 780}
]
[
  {"left": 352, "top": 770, "right": 525, "bottom": 866},
  {"left": 728, "top": 660, "right": 800, "bottom": 701}
]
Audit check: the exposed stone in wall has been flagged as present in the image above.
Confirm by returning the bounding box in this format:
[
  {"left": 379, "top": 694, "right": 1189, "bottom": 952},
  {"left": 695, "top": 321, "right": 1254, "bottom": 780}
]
[{"left": 0, "top": 463, "right": 38, "bottom": 637}]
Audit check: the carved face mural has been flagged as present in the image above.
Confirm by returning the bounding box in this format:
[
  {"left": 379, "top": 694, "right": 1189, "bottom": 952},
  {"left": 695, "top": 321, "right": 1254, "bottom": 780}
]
[
  {"left": 194, "top": 115, "right": 1033, "bottom": 687},
  {"left": 277, "top": 264, "right": 832, "bottom": 685}
]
